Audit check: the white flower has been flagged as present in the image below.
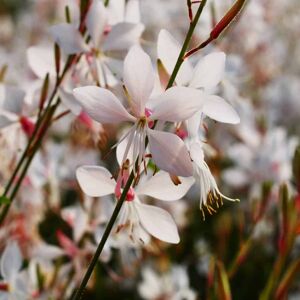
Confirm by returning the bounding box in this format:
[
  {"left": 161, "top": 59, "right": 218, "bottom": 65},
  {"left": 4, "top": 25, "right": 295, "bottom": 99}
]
[
  {"left": 108, "top": 0, "right": 141, "bottom": 25},
  {"left": 0, "top": 242, "right": 28, "bottom": 300},
  {"left": 138, "top": 265, "right": 196, "bottom": 300},
  {"left": 157, "top": 29, "right": 240, "bottom": 125},
  {"left": 76, "top": 165, "right": 194, "bottom": 244},
  {"left": 223, "top": 127, "right": 299, "bottom": 190},
  {"left": 74, "top": 46, "right": 207, "bottom": 176},
  {"left": 26, "top": 45, "right": 83, "bottom": 116},
  {"left": 49, "top": 0, "right": 144, "bottom": 87},
  {"left": 0, "top": 83, "right": 32, "bottom": 151},
  {"left": 0, "top": 83, "right": 30, "bottom": 129}
]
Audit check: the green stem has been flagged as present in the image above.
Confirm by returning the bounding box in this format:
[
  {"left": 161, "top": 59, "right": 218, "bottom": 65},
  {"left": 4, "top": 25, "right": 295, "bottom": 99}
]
[
  {"left": 166, "top": 0, "right": 207, "bottom": 89},
  {"left": 104, "top": 0, "right": 110, "bottom": 7},
  {"left": 72, "top": 172, "right": 135, "bottom": 300}
]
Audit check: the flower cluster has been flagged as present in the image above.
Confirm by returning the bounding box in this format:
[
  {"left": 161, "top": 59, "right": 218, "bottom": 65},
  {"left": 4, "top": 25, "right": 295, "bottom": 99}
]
[{"left": 0, "top": 0, "right": 299, "bottom": 299}]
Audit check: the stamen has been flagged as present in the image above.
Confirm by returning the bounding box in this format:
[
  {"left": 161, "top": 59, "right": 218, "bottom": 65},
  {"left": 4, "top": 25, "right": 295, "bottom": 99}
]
[{"left": 201, "top": 190, "right": 239, "bottom": 220}]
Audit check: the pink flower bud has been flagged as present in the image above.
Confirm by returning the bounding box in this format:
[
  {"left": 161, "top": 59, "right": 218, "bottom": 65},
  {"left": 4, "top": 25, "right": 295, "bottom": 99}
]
[{"left": 20, "top": 116, "right": 35, "bottom": 137}]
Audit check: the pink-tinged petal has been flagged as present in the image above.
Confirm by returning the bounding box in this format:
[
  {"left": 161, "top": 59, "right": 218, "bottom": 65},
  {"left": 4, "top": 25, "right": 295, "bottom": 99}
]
[
  {"left": 49, "top": 23, "right": 89, "bottom": 55},
  {"left": 27, "top": 46, "right": 56, "bottom": 78},
  {"left": 203, "top": 95, "right": 240, "bottom": 124},
  {"left": 157, "top": 29, "right": 193, "bottom": 85},
  {"left": 1, "top": 241, "right": 22, "bottom": 280},
  {"left": 135, "top": 203, "right": 180, "bottom": 244},
  {"left": 136, "top": 171, "right": 194, "bottom": 201},
  {"left": 123, "top": 46, "right": 155, "bottom": 116},
  {"left": 148, "top": 129, "right": 193, "bottom": 177},
  {"left": 125, "top": 0, "right": 141, "bottom": 23},
  {"left": 103, "top": 23, "right": 144, "bottom": 52},
  {"left": 76, "top": 166, "right": 116, "bottom": 197},
  {"left": 189, "top": 52, "right": 226, "bottom": 89},
  {"left": 86, "top": 0, "right": 107, "bottom": 49},
  {"left": 73, "top": 86, "right": 135, "bottom": 124},
  {"left": 149, "top": 87, "right": 205, "bottom": 122}
]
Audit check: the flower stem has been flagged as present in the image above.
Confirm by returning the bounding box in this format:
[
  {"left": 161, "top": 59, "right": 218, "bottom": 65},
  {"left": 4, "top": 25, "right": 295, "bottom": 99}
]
[
  {"left": 72, "top": 171, "right": 135, "bottom": 300},
  {"left": 72, "top": 1, "right": 208, "bottom": 297},
  {"left": 166, "top": 0, "right": 207, "bottom": 89},
  {"left": 0, "top": 85, "right": 58, "bottom": 206},
  {"left": 0, "top": 101, "right": 60, "bottom": 224}
]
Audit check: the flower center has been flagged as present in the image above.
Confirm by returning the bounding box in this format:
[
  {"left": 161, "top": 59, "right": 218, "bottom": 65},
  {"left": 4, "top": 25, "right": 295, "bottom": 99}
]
[
  {"left": 126, "top": 187, "right": 135, "bottom": 201},
  {"left": 145, "top": 108, "right": 154, "bottom": 128}
]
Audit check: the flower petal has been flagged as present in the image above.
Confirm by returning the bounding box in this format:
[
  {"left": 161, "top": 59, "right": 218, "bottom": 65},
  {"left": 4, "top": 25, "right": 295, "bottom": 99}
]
[
  {"left": 76, "top": 166, "right": 116, "bottom": 197},
  {"left": 157, "top": 29, "right": 193, "bottom": 85},
  {"left": 136, "top": 203, "right": 180, "bottom": 244},
  {"left": 49, "top": 23, "right": 89, "bottom": 55},
  {"left": 86, "top": 0, "right": 107, "bottom": 49},
  {"left": 1, "top": 241, "right": 22, "bottom": 280},
  {"left": 123, "top": 46, "right": 155, "bottom": 116},
  {"left": 136, "top": 171, "right": 194, "bottom": 201},
  {"left": 138, "top": 268, "right": 161, "bottom": 299},
  {"left": 203, "top": 95, "right": 240, "bottom": 124},
  {"left": 125, "top": 0, "right": 141, "bottom": 23},
  {"left": 0, "top": 84, "right": 25, "bottom": 114},
  {"left": 189, "top": 52, "right": 226, "bottom": 89},
  {"left": 148, "top": 129, "right": 193, "bottom": 177},
  {"left": 0, "top": 111, "right": 19, "bottom": 128},
  {"left": 58, "top": 88, "right": 82, "bottom": 116},
  {"left": 185, "top": 111, "right": 202, "bottom": 138},
  {"left": 107, "top": 0, "right": 125, "bottom": 25},
  {"left": 33, "top": 244, "right": 65, "bottom": 260},
  {"left": 27, "top": 46, "right": 56, "bottom": 78},
  {"left": 73, "top": 86, "right": 135, "bottom": 124},
  {"left": 116, "top": 128, "right": 134, "bottom": 166},
  {"left": 149, "top": 86, "right": 205, "bottom": 122},
  {"left": 103, "top": 23, "right": 144, "bottom": 52},
  {"left": 223, "top": 168, "right": 249, "bottom": 187},
  {"left": 189, "top": 141, "right": 205, "bottom": 168}
]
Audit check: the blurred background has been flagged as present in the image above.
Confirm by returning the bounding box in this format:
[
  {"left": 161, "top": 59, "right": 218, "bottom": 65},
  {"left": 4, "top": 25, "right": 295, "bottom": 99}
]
[{"left": 0, "top": 0, "right": 299, "bottom": 299}]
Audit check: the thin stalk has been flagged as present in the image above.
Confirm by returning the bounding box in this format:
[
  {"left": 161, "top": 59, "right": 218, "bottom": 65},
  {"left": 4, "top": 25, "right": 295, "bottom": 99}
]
[
  {"left": 72, "top": 1, "right": 208, "bottom": 298},
  {"left": 0, "top": 64, "right": 63, "bottom": 206},
  {"left": 0, "top": 101, "right": 60, "bottom": 224},
  {"left": 72, "top": 172, "right": 135, "bottom": 300},
  {"left": 166, "top": 0, "right": 207, "bottom": 89},
  {"left": 0, "top": 52, "right": 77, "bottom": 214},
  {"left": 0, "top": 91, "right": 57, "bottom": 208}
]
